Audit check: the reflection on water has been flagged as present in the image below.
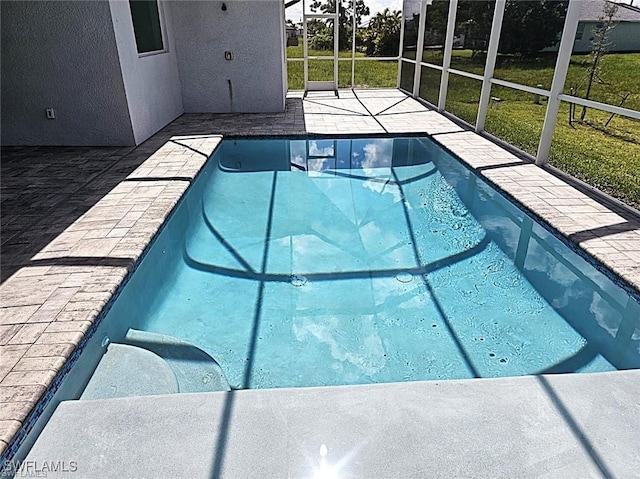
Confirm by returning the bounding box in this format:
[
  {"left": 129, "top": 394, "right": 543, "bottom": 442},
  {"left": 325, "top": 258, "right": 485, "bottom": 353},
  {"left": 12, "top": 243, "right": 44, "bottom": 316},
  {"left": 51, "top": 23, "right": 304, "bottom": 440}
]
[
  {"left": 219, "top": 137, "right": 431, "bottom": 174},
  {"left": 137, "top": 137, "right": 639, "bottom": 389}
]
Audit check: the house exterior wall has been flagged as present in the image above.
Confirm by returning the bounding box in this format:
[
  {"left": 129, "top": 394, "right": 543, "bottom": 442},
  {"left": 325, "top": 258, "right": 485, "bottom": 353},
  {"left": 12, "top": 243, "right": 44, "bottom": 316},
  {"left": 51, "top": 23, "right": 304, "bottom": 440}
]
[
  {"left": 573, "top": 21, "right": 640, "bottom": 53},
  {"left": 1, "top": 0, "right": 287, "bottom": 146},
  {"left": 170, "top": 0, "right": 286, "bottom": 113},
  {"left": 1, "top": 1, "right": 135, "bottom": 146},
  {"left": 109, "top": 0, "right": 184, "bottom": 145}
]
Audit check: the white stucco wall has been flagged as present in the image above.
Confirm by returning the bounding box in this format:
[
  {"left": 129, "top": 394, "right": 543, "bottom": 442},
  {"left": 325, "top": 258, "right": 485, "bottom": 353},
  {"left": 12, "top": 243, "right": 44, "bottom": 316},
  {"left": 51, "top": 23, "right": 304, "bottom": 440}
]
[
  {"left": 1, "top": 1, "right": 135, "bottom": 146},
  {"left": 170, "top": 0, "right": 286, "bottom": 113},
  {"left": 573, "top": 22, "right": 640, "bottom": 53},
  {"left": 109, "top": 0, "right": 184, "bottom": 144}
]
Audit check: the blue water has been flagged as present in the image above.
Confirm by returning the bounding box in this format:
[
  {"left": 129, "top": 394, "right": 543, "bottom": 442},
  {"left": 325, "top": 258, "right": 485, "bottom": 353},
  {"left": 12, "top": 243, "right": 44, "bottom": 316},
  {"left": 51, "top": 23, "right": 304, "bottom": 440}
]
[{"left": 124, "top": 137, "right": 639, "bottom": 389}]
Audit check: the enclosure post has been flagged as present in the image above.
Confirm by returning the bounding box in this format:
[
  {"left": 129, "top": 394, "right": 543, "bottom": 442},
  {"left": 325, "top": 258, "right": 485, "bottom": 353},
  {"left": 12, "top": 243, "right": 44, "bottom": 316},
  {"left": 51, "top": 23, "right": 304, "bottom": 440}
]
[
  {"left": 412, "top": 0, "right": 428, "bottom": 98},
  {"left": 536, "top": 0, "right": 581, "bottom": 165},
  {"left": 397, "top": 5, "right": 406, "bottom": 88},
  {"left": 438, "top": 0, "right": 458, "bottom": 111},
  {"left": 334, "top": 0, "right": 340, "bottom": 90},
  {"left": 475, "top": 0, "right": 505, "bottom": 132},
  {"left": 351, "top": 0, "right": 356, "bottom": 86},
  {"left": 303, "top": 0, "right": 308, "bottom": 91}
]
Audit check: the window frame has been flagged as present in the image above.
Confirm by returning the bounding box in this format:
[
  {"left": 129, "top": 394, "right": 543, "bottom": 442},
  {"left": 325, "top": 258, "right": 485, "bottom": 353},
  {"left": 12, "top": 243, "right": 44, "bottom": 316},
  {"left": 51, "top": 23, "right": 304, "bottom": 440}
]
[{"left": 129, "top": 0, "right": 169, "bottom": 57}]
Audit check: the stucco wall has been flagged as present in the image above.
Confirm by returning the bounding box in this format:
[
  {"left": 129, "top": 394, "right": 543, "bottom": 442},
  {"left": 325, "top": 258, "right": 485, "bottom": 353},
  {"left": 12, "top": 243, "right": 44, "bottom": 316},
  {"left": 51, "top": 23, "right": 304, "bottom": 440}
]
[
  {"left": 170, "top": 0, "right": 286, "bottom": 113},
  {"left": 1, "top": 1, "right": 135, "bottom": 146},
  {"left": 109, "top": 0, "right": 184, "bottom": 144},
  {"left": 573, "top": 22, "right": 640, "bottom": 53}
]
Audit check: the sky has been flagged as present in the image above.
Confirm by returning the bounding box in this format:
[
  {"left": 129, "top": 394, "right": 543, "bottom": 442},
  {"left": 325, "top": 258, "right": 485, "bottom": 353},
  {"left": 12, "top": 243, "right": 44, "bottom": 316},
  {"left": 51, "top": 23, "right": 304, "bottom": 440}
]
[{"left": 286, "top": 0, "right": 403, "bottom": 24}]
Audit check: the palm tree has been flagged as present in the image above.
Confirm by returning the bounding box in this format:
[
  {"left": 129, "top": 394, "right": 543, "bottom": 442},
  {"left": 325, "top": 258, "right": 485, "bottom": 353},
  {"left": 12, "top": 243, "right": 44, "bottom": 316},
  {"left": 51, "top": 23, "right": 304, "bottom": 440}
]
[{"left": 363, "top": 8, "right": 402, "bottom": 57}]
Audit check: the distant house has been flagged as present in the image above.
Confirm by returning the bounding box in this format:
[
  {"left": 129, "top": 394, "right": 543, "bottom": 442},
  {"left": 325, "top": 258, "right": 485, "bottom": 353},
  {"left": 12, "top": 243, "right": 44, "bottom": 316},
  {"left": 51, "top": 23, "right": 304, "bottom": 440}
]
[{"left": 573, "top": 0, "right": 640, "bottom": 53}]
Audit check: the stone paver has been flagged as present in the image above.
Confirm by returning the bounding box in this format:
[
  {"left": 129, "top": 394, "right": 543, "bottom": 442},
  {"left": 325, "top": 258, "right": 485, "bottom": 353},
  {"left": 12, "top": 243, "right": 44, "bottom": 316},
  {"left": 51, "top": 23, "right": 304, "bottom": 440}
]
[
  {"left": 302, "top": 91, "right": 385, "bottom": 134},
  {"left": 1, "top": 134, "right": 223, "bottom": 455},
  {"left": 433, "top": 130, "right": 640, "bottom": 290},
  {"left": 1, "top": 89, "right": 638, "bottom": 458},
  {"left": 1, "top": 146, "right": 133, "bottom": 283}
]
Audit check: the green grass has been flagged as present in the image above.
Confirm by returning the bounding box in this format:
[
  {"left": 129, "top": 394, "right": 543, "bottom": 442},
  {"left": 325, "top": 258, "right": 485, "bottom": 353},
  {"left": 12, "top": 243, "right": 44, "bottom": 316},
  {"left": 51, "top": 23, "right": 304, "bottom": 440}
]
[
  {"left": 286, "top": 44, "right": 397, "bottom": 89},
  {"left": 421, "top": 49, "right": 640, "bottom": 109},
  {"left": 286, "top": 47, "right": 640, "bottom": 207},
  {"left": 440, "top": 53, "right": 640, "bottom": 207},
  {"left": 468, "top": 92, "right": 640, "bottom": 207},
  {"left": 287, "top": 60, "right": 398, "bottom": 89},
  {"left": 548, "top": 110, "right": 640, "bottom": 208}
]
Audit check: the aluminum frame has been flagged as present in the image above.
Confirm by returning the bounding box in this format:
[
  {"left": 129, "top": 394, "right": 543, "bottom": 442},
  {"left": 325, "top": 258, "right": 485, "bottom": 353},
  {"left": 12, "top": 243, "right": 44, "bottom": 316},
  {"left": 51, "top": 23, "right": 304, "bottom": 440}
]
[
  {"left": 437, "top": 0, "right": 458, "bottom": 110},
  {"left": 287, "top": 0, "right": 639, "bottom": 166},
  {"left": 303, "top": 0, "right": 340, "bottom": 93},
  {"left": 396, "top": 0, "right": 639, "bottom": 167},
  {"left": 475, "top": 0, "right": 506, "bottom": 132},
  {"left": 412, "top": 0, "right": 428, "bottom": 97},
  {"left": 536, "top": 0, "right": 582, "bottom": 165}
]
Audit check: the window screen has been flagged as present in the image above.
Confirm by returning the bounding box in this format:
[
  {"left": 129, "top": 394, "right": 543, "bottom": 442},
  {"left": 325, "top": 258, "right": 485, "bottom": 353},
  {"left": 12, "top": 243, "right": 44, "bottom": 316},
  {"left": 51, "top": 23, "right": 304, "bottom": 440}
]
[{"left": 129, "top": 0, "right": 164, "bottom": 54}]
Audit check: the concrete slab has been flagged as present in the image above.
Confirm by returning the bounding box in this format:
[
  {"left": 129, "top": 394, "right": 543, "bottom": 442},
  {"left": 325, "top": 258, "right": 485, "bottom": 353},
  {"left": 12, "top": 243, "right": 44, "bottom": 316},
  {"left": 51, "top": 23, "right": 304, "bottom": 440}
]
[{"left": 24, "top": 370, "right": 640, "bottom": 478}]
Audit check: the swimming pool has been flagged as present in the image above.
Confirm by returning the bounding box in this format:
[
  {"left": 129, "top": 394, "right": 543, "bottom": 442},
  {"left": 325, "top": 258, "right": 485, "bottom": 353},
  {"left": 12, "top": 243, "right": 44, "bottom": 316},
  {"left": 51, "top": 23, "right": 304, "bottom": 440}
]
[{"left": 85, "top": 136, "right": 640, "bottom": 392}]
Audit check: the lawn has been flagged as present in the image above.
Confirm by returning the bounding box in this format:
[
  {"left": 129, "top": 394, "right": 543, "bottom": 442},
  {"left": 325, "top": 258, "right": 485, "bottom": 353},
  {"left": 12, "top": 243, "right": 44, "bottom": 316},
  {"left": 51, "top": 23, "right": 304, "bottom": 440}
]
[
  {"left": 441, "top": 51, "right": 640, "bottom": 207},
  {"left": 286, "top": 44, "right": 397, "bottom": 89},
  {"left": 287, "top": 46, "right": 640, "bottom": 207}
]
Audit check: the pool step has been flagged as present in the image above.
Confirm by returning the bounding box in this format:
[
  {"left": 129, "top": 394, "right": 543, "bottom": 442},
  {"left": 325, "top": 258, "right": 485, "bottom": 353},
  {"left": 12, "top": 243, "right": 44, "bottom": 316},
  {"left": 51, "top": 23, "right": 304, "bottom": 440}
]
[
  {"left": 123, "top": 329, "right": 231, "bottom": 393},
  {"left": 80, "top": 343, "right": 179, "bottom": 400},
  {"left": 81, "top": 330, "right": 230, "bottom": 400}
]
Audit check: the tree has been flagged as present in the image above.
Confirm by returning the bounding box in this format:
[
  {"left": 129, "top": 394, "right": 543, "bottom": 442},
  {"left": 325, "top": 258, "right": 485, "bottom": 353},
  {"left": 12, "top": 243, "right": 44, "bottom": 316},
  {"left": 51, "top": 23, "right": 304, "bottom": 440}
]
[
  {"left": 455, "top": 1, "right": 495, "bottom": 57},
  {"left": 404, "top": 13, "right": 420, "bottom": 48},
  {"left": 309, "top": 0, "right": 370, "bottom": 50},
  {"left": 498, "top": 0, "right": 568, "bottom": 56},
  {"left": 423, "top": 0, "right": 449, "bottom": 49},
  {"left": 362, "top": 8, "right": 402, "bottom": 57},
  {"left": 579, "top": 1, "right": 618, "bottom": 120},
  {"left": 425, "top": 0, "right": 568, "bottom": 58}
]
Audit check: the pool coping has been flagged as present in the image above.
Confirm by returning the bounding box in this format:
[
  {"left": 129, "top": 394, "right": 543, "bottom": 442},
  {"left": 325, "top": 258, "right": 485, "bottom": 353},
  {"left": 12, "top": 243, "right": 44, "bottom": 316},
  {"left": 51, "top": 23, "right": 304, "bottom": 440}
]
[
  {"left": 20, "top": 370, "right": 640, "bottom": 478},
  {"left": 1, "top": 89, "right": 638, "bottom": 460}
]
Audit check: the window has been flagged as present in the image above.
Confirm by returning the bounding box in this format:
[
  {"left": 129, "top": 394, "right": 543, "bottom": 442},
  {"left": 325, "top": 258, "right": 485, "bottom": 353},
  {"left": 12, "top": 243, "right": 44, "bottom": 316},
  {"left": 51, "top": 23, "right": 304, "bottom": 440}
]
[
  {"left": 129, "top": 0, "right": 165, "bottom": 54},
  {"left": 575, "top": 23, "right": 585, "bottom": 41}
]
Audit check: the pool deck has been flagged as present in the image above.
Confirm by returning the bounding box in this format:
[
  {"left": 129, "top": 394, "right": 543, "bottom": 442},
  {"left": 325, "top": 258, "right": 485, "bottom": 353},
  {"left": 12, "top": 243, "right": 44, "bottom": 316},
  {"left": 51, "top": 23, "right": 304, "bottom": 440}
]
[
  {"left": 1, "top": 89, "right": 639, "bottom": 466},
  {"left": 21, "top": 371, "right": 640, "bottom": 478}
]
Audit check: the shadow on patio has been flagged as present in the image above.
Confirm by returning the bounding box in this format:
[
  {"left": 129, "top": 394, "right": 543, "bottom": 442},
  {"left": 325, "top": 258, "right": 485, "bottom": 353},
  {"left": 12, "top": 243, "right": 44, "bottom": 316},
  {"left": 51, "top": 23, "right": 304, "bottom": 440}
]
[{"left": 0, "top": 98, "right": 306, "bottom": 284}]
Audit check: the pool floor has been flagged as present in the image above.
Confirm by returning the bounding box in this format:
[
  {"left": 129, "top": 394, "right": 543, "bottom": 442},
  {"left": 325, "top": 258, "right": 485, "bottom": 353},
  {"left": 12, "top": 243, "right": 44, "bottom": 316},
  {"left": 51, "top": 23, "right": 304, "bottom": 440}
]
[{"left": 132, "top": 138, "right": 637, "bottom": 389}]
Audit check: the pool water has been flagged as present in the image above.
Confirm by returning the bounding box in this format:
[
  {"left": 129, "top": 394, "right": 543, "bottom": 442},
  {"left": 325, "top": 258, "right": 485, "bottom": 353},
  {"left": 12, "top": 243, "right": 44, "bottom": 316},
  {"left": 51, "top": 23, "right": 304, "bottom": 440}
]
[{"left": 119, "top": 137, "right": 639, "bottom": 389}]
